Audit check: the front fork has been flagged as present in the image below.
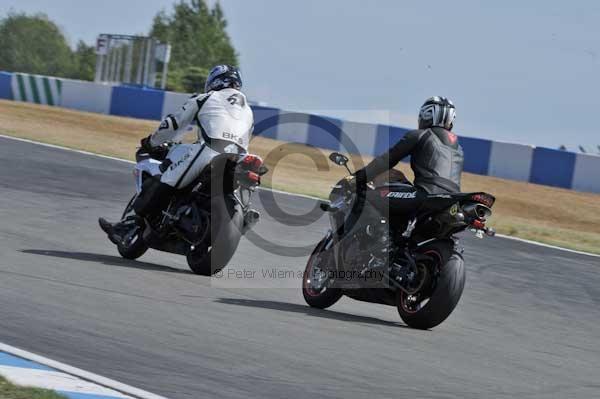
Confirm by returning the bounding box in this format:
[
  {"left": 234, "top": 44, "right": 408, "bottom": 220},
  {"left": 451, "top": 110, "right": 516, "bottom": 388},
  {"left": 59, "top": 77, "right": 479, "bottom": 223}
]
[{"left": 233, "top": 186, "right": 261, "bottom": 234}]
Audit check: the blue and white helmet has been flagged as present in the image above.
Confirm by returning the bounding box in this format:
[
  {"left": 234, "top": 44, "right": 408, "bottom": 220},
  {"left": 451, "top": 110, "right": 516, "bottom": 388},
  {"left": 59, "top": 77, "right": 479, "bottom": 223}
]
[
  {"left": 205, "top": 64, "right": 242, "bottom": 92},
  {"left": 418, "top": 96, "right": 456, "bottom": 130}
]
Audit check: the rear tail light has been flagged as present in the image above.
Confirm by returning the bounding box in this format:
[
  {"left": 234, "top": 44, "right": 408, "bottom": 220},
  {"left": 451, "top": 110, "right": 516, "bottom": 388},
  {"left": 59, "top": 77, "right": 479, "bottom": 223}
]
[
  {"left": 240, "top": 154, "right": 264, "bottom": 173},
  {"left": 471, "top": 193, "right": 495, "bottom": 207}
]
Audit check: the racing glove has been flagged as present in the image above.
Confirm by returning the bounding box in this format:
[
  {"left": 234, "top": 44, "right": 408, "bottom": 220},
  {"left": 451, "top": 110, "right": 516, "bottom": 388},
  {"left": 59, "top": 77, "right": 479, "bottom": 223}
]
[{"left": 139, "top": 135, "right": 155, "bottom": 154}]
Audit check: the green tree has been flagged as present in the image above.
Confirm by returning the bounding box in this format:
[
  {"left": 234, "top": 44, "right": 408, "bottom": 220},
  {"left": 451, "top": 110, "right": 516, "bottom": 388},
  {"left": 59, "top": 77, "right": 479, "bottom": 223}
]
[
  {"left": 71, "top": 40, "right": 96, "bottom": 81},
  {"left": 151, "top": 0, "right": 238, "bottom": 92},
  {"left": 0, "top": 12, "right": 74, "bottom": 77},
  {"left": 181, "top": 66, "right": 209, "bottom": 93}
]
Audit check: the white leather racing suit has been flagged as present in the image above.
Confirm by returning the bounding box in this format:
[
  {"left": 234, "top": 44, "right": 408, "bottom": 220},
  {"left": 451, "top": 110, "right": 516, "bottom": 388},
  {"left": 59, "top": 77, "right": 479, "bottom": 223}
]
[{"left": 150, "top": 88, "right": 253, "bottom": 189}]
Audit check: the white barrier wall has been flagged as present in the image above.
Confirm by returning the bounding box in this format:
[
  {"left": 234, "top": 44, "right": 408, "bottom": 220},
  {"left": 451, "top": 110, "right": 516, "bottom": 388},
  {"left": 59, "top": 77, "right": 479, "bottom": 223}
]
[
  {"left": 340, "top": 120, "right": 378, "bottom": 157},
  {"left": 488, "top": 141, "right": 534, "bottom": 182},
  {"left": 161, "top": 91, "right": 192, "bottom": 118},
  {"left": 272, "top": 112, "right": 310, "bottom": 144},
  {"left": 61, "top": 80, "right": 113, "bottom": 114},
  {"left": 571, "top": 153, "right": 600, "bottom": 193}
]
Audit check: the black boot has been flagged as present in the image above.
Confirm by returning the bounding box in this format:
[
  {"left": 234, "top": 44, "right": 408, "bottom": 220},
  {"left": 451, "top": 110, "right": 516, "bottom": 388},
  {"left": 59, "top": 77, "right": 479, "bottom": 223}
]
[
  {"left": 98, "top": 217, "right": 139, "bottom": 245},
  {"left": 100, "top": 177, "right": 174, "bottom": 244}
]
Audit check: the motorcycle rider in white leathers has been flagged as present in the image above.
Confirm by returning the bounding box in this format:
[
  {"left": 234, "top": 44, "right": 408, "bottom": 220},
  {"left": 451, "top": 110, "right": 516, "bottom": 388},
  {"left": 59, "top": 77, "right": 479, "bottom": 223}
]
[{"left": 99, "top": 65, "right": 253, "bottom": 242}]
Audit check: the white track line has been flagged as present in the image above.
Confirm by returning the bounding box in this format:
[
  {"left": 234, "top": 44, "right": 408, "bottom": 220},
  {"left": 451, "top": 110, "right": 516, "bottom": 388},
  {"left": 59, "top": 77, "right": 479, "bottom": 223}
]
[
  {"left": 494, "top": 234, "right": 600, "bottom": 258},
  {"left": 0, "top": 342, "right": 168, "bottom": 399},
  {"left": 1, "top": 133, "right": 598, "bottom": 258},
  {"left": 0, "top": 134, "right": 135, "bottom": 164}
]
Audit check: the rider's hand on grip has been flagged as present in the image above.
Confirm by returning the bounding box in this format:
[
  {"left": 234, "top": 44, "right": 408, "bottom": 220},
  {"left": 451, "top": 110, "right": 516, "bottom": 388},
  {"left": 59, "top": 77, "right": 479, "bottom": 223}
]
[
  {"left": 139, "top": 136, "right": 154, "bottom": 154},
  {"left": 137, "top": 136, "right": 170, "bottom": 161}
]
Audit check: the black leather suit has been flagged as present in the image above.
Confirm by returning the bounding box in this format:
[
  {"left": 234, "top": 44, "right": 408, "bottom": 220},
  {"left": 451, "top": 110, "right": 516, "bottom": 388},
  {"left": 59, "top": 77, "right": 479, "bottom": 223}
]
[{"left": 356, "top": 127, "right": 464, "bottom": 194}]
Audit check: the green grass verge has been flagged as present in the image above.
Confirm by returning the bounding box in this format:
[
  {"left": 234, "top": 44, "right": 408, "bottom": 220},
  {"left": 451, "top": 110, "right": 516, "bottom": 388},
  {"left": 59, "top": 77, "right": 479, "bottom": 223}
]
[
  {"left": 0, "top": 376, "right": 67, "bottom": 399},
  {"left": 492, "top": 216, "right": 600, "bottom": 255}
]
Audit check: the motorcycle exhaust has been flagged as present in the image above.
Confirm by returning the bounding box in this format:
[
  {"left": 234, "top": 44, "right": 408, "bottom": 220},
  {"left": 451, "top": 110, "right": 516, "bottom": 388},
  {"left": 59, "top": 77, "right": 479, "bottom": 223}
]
[{"left": 462, "top": 203, "right": 492, "bottom": 219}]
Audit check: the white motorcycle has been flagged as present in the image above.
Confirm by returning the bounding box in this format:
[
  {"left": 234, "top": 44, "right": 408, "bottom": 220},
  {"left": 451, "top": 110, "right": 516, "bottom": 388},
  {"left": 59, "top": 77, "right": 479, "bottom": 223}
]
[{"left": 108, "top": 142, "right": 267, "bottom": 275}]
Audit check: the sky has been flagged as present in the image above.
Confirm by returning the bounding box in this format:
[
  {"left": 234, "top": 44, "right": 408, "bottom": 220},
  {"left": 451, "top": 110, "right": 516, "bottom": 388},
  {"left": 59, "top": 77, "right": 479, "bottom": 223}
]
[{"left": 1, "top": 0, "right": 599, "bottom": 150}]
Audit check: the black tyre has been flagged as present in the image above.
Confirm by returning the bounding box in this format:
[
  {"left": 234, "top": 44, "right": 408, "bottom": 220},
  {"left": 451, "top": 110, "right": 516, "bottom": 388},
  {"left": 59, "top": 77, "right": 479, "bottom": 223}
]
[
  {"left": 302, "top": 236, "right": 343, "bottom": 309},
  {"left": 397, "top": 243, "right": 465, "bottom": 330},
  {"left": 117, "top": 237, "right": 148, "bottom": 260},
  {"left": 186, "top": 247, "right": 213, "bottom": 276},
  {"left": 187, "top": 195, "right": 243, "bottom": 276},
  {"left": 117, "top": 195, "right": 149, "bottom": 260}
]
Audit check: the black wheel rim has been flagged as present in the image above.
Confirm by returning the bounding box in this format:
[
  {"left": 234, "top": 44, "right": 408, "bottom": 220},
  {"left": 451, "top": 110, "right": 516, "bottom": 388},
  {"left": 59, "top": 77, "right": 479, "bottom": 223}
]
[
  {"left": 304, "top": 251, "right": 330, "bottom": 297},
  {"left": 119, "top": 194, "right": 142, "bottom": 248},
  {"left": 399, "top": 249, "right": 441, "bottom": 314}
]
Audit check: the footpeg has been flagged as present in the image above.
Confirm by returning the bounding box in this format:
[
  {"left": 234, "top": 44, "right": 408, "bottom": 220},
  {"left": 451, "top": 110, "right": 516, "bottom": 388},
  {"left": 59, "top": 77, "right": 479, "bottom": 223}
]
[
  {"left": 402, "top": 218, "right": 417, "bottom": 238},
  {"left": 243, "top": 209, "right": 260, "bottom": 233}
]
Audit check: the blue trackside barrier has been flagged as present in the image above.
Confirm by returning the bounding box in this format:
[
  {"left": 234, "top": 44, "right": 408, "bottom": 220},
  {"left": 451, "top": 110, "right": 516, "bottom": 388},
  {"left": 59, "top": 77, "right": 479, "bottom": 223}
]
[
  {"left": 529, "top": 147, "right": 576, "bottom": 189},
  {"left": 1, "top": 71, "right": 598, "bottom": 193},
  {"left": 374, "top": 125, "right": 410, "bottom": 156},
  {"left": 109, "top": 85, "right": 165, "bottom": 120},
  {"left": 252, "top": 105, "right": 280, "bottom": 140},
  {"left": 306, "top": 114, "right": 343, "bottom": 151},
  {"left": 0, "top": 72, "right": 13, "bottom": 100},
  {"left": 459, "top": 136, "right": 493, "bottom": 175}
]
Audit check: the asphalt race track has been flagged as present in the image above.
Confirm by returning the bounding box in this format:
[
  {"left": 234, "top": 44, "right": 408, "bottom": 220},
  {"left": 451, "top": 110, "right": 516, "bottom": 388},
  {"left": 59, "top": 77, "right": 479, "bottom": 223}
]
[{"left": 0, "top": 136, "right": 599, "bottom": 399}]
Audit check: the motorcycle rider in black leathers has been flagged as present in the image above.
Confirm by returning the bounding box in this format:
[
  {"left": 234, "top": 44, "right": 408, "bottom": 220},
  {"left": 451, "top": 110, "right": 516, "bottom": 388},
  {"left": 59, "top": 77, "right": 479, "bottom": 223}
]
[
  {"left": 346, "top": 97, "right": 464, "bottom": 272},
  {"left": 355, "top": 96, "right": 464, "bottom": 196}
]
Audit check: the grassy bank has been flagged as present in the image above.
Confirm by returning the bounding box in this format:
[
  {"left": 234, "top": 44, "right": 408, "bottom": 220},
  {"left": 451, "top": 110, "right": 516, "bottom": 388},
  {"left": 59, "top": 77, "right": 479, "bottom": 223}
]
[
  {"left": 1, "top": 99, "right": 599, "bottom": 255},
  {"left": 0, "top": 375, "right": 67, "bottom": 399}
]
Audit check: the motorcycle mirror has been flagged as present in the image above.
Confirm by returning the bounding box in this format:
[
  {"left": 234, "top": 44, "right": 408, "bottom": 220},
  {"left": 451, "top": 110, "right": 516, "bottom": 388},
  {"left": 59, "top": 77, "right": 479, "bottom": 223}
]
[{"left": 329, "top": 152, "right": 349, "bottom": 166}]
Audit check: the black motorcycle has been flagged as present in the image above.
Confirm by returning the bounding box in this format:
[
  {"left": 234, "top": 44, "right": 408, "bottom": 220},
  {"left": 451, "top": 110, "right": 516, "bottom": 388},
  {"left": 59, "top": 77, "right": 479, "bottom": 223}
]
[
  {"left": 302, "top": 152, "right": 495, "bottom": 329},
  {"left": 108, "top": 142, "right": 268, "bottom": 276}
]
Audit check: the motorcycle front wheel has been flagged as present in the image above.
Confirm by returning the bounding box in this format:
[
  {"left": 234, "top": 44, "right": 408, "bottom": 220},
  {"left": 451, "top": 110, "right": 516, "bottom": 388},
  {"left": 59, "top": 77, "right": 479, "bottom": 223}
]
[
  {"left": 302, "top": 236, "right": 342, "bottom": 309},
  {"left": 117, "top": 194, "right": 149, "bottom": 260}
]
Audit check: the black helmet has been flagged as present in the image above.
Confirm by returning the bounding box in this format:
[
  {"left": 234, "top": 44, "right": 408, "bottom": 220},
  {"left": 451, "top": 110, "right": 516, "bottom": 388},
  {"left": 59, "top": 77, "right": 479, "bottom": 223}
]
[
  {"left": 205, "top": 64, "right": 242, "bottom": 92},
  {"left": 418, "top": 96, "right": 456, "bottom": 130}
]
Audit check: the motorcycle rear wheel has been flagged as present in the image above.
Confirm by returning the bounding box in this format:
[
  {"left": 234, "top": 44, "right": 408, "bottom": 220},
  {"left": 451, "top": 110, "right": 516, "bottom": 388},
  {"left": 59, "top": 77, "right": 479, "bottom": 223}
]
[
  {"left": 186, "top": 246, "right": 215, "bottom": 276},
  {"left": 396, "top": 245, "right": 465, "bottom": 330},
  {"left": 186, "top": 196, "right": 243, "bottom": 276}
]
